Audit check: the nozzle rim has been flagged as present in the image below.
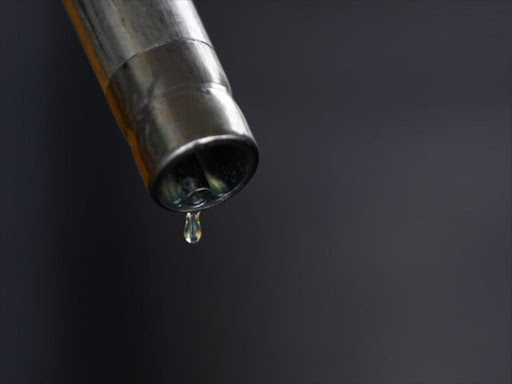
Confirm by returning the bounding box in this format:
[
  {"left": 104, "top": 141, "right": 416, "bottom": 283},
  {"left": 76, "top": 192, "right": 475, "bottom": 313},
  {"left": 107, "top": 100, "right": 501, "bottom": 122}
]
[{"left": 149, "top": 134, "right": 259, "bottom": 213}]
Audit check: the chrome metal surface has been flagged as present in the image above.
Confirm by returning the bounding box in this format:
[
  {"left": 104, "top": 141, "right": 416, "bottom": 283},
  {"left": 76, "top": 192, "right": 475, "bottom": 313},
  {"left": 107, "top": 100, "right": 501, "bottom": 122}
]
[
  {"left": 63, "top": 0, "right": 211, "bottom": 87},
  {"left": 63, "top": 0, "right": 259, "bottom": 212}
]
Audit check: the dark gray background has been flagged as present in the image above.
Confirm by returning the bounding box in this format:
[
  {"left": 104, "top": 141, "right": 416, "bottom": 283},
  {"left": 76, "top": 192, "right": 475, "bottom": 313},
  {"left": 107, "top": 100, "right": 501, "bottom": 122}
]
[{"left": 0, "top": 1, "right": 511, "bottom": 383}]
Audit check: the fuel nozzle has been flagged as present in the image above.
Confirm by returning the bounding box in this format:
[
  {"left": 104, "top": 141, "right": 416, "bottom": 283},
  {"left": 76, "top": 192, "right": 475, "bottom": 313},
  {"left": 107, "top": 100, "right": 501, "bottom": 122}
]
[{"left": 63, "top": 0, "right": 258, "bottom": 215}]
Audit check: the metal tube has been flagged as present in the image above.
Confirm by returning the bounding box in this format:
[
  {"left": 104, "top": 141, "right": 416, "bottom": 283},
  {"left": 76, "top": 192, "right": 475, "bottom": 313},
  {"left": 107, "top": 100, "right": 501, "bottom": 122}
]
[{"left": 62, "top": 0, "right": 258, "bottom": 212}]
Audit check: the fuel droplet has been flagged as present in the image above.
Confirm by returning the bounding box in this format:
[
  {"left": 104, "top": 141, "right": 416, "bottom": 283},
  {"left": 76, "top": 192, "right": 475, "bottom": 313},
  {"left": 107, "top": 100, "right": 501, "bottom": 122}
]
[{"left": 184, "top": 211, "right": 202, "bottom": 244}]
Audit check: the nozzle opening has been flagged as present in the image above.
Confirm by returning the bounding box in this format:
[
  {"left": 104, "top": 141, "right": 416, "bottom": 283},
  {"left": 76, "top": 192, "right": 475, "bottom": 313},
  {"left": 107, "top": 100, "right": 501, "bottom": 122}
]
[{"left": 152, "top": 138, "right": 258, "bottom": 212}]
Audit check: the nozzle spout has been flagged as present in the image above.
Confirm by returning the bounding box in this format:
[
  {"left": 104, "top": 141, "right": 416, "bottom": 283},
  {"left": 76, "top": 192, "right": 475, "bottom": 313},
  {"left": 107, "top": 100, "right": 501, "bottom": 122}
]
[{"left": 63, "top": 0, "right": 258, "bottom": 212}]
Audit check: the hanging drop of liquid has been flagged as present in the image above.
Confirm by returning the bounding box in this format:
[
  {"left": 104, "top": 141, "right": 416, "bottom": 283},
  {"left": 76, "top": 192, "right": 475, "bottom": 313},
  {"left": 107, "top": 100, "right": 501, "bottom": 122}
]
[{"left": 184, "top": 211, "right": 202, "bottom": 244}]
